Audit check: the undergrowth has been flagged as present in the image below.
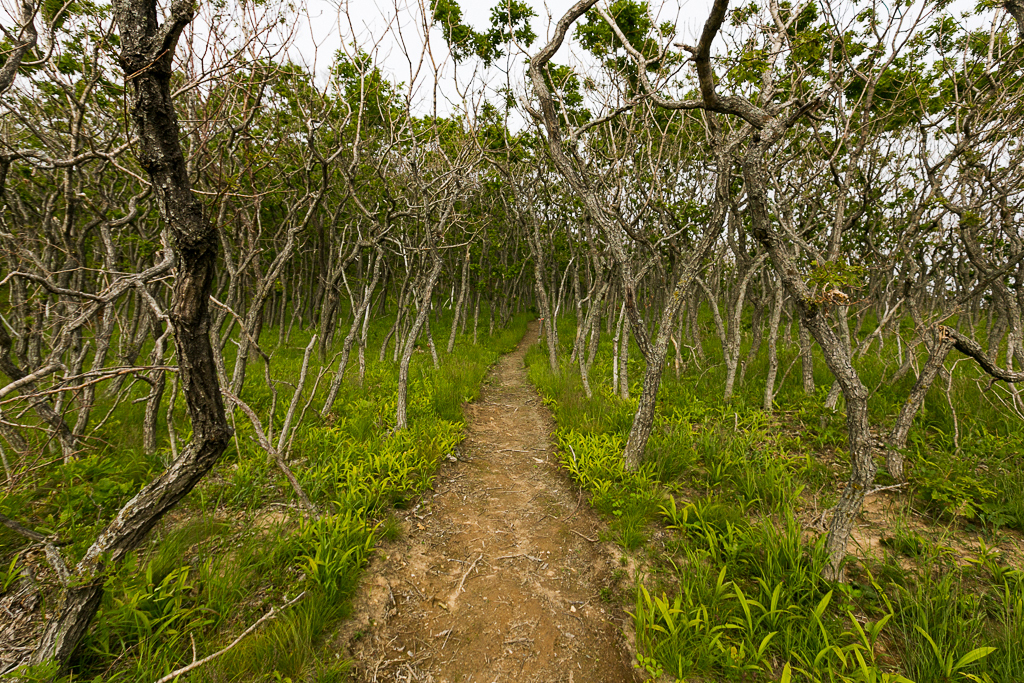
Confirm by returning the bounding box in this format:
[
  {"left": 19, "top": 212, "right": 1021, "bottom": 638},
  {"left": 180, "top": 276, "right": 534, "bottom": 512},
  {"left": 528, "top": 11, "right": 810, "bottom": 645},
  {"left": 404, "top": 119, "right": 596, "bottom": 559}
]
[
  {"left": 526, "top": 312, "right": 1024, "bottom": 683},
  {"left": 0, "top": 306, "right": 529, "bottom": 682}
]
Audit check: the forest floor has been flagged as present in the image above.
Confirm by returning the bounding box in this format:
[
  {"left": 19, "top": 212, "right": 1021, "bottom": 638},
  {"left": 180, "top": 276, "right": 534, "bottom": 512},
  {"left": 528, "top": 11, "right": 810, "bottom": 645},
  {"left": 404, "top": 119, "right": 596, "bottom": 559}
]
[{"left": 333, "top": 321, "right": 640, "bottom": 683}]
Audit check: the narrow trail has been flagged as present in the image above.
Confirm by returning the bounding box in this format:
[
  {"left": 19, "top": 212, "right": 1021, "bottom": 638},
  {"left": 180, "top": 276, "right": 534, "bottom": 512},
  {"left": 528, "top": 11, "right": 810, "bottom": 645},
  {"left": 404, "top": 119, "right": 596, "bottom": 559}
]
[{"left": 338, "top": 321, "right": 638, "bottom": 683}]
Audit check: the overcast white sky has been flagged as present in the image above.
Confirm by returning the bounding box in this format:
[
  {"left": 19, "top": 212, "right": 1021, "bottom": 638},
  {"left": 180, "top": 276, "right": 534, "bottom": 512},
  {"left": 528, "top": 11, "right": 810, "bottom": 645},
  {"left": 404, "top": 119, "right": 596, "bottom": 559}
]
[
  {"left": 0, "top": 0, "right": 990, "bottom": 118},
  {"left": 286, "top": 0, "right": 589, "bottom": 111},
  {"left": 278, "top": 0, "right": 986, "bottom": 117},
  {"left": 290, "top": 0, "right": 584, "bottom": 72},
  {"left": 280, "top": 0, "right": 715, "bottom": 115}
]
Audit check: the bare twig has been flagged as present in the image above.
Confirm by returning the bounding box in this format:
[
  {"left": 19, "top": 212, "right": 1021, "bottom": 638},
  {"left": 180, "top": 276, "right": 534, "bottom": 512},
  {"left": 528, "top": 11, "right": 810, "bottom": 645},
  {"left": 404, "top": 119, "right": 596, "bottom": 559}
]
[
  {"left": 222, "top": 388, "right": 319, "bottom": 521},
  {"left": 449, "top": 553, "right": 482, "bottom": 607},
  {"left": 0, "top": 365, "right": 179, "bottom": 408},
  {"left": 0, "top": 513, "right": 46, "bottom": 541},
  {"left": 0, "top": 363, "right": 64, "bottom": 400},
  {"left": 152, "top": 591, "right": 306, "bottom": 683},
  {"left": 569, "top": 529, "right": 598, "bottom": 543},
  {"left": 866, "top": 483, "right": 907, "bottom": 496}
]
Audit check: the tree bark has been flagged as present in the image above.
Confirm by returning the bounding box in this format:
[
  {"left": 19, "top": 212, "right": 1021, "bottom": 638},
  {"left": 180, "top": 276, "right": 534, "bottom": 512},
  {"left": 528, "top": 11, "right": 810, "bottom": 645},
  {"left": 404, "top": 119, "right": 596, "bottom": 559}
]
[
  {"left": 447, "top": 247, "right": 471, "bottom": 354},
  {"left": 12, "top": 0, "right": 233, "bottom": 669},
  {"left": 396, "top": 255, "right": 443, "bottom": 430},
  {"left": 143, "top": 316, "right": 169, "bottom": 456},
  {"left": 0, "top": 317, "right": 78, "bottom": 460},
  {"left": 529, "top": 222, "right": 560, "bottom": 376},
  {"left": 744, "top": 143, "right": 875, "bottom": 582},
  {"left": 323, "top": 247, "right": 383, "bottom": 415},
  {"left": 763, "top": 277, "right": 784, "bottom": 412},
  {"left": 799, "top": 318, "right": 815, "bottom": 395},
  {"left": 0, "top": 0, "right": 37, "bottom": 96}
]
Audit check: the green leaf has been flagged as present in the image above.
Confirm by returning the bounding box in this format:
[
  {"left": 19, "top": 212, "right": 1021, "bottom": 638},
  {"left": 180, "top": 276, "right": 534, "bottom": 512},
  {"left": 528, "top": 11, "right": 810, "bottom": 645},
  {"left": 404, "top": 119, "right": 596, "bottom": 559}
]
[
  {"left": 952, "top": 647, "right": 996, "bottom": 673},
  {"left": 812, "top": 590, "right": 833, "bottom": 619},
  {"left": 913, "top": 624, "right": 942, "bottom": 663},
  {"left": 757, "top": 631, "right": 777, "bottom": 659}
]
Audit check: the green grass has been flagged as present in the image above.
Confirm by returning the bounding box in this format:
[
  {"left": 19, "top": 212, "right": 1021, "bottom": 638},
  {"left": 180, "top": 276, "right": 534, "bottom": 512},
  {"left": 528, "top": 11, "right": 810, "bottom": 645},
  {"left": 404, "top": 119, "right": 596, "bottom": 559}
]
[
  {"left": 525, "top": 311, "right": 1024, "bottom": 683},
  {"left": 0, "top": 303, "right": 529, "bottom": 682}
]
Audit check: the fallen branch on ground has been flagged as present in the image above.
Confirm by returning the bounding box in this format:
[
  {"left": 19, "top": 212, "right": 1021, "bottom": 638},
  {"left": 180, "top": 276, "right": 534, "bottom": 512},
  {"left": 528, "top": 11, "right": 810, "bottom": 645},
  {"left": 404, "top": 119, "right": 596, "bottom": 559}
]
[
  {"left": 152, "top": 591, "right": 306, "bottom": 683},
  {"left": 450, "top": 553, "right": 482, "bottom": 604},
  {"left": 569, "top": 529, "right": 598, "bottom": 543}
]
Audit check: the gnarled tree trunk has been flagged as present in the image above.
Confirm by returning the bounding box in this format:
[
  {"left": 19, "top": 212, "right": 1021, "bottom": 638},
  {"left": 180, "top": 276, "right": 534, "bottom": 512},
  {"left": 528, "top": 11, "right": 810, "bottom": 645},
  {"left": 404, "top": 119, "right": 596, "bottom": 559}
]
[{"left": 6, "top": 0, "right": 233, "bottom": 670}]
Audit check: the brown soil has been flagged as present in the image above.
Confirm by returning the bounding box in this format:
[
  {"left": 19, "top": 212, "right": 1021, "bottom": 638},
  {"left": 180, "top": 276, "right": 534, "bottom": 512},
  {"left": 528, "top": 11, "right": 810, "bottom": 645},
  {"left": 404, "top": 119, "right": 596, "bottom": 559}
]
[
  {"left": 337, "top": 321, "right": 640, "bottom": 683},
  {"left": 852, "top": 490, "right": 1024, "bottom": 569}
]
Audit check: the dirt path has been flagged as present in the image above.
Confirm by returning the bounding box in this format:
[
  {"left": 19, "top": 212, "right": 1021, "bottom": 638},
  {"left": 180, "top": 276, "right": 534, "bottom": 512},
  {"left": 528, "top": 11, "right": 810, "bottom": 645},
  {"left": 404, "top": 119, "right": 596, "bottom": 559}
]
[{"left": 339, "top": 322, "right": 638, "bottom": 683}]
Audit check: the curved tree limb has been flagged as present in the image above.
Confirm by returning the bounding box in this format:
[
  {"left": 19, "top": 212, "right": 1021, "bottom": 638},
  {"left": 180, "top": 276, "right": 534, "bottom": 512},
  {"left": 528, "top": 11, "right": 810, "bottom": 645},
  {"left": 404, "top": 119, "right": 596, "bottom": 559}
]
[
  {"left": 946, "top": 326, "right": 1024, "bottom": 383},
  {"left": 0, "top": 0, "right": 38, "bottom": 95}
]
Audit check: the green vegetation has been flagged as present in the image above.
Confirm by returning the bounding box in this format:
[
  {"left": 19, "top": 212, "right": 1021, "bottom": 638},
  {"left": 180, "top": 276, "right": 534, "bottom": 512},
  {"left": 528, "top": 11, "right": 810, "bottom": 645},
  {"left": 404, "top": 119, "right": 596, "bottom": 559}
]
[
  {"left": 2, "top": 0, "right": 1022, "bottom": 676},
  {"left": 526, "top": 313, "right": 1024, "bottom": 683},
  {"left": 0, "top": 309, "right": 528, "bottom": 682}
]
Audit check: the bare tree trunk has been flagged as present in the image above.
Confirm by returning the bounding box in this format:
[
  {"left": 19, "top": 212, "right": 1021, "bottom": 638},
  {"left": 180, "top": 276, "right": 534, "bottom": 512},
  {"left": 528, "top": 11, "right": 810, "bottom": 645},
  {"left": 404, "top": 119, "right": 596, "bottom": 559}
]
[
  {"left": 577, "top": 293, "right": 593, "bottom": 397},
  {"left": 473, "top": 294, "right": 480, "bottom": 345},
  {"left": 744, "top": 143, "right": 875, "bottom": 582},
  {"left": 987, "top": 308, "right": 1005, "bottom": 360},
  {"left": 276, "top": 270, "right": 288, "bottom": 348},
  {"left": 578, "top": 274, "right": 611, "bottom": 389},
  {"left": 425, "top": 315, "right": 439, "bottom": 369},
  {"left": 688, "top": 289, "right": 705, "bottom": 362},
  {"left": 381, "top": 272, "right": 409, "bottom": 363},
  {"left": 619, "top": 321, "right": 630, "bottom": 400},
  {"left": 671, "top": 307, "right": 684, "bottom": 380},
  {"left": 0, "top": 0, "right": 37, "bottom": 96},
  {"left": 0, "top": 404, "right": 29, "bottom": 456},
  {"left": 702, "top": 254, "right": 766, "bottom": 401},
  {"left": 55, "top": 337, "right": 90, "bottom": 436},
  {"left": 358, "top": 296, "right": 372, "bottom": 385},
  {"left": 396, "top": 257, "right": 443, "bottom": 431},
  {"left": 460, "top": 282, "right": 471, "bottom": 335},
  {"left": 585, "top": 298, "right": 603, "bottom": 373},
  {"left": 527, "top": 223, "right": 559, "bottom": 375},
  {"left": 73, "top": 222, "right": 122, "bottom": 435},
  {"left": 322, "top": 247, "right": 383, "bottom": 414},
  {"left": 612, "top": 302, "right": 624, "bottom": 396},
  {"left": 0, "top": 319, "right": 77, "bottom": 461},
  {"left": 571, "top": 262, "right": 585, "bottom": 361},
  {"left": 747, "top": 275, "right": 766, "bottom": 362},
  {"left": 885, "top": 328, "right": 1024, "bottom": 480},
  {"left": 107, "top": 291, "right": 149, "bottom": 396},
  {"left": 232, "top": 188, "right": 324, "bottom": 394},
  {"left": 143, "top": 318, "right": 170, "bottom": 456},
  {"left": 285, "top": 279, "right": 300, "bottom": 343},
  {"left": 380, "top": 324, "right": 397, "bottom": 363},
  {"left": 447, "top": 248, "right": 470, "bottom": 354},
  {"left": 14, "top": 0, "right": 233, "bottom": 668},
  {"left": 553, "top": 258, "right": 574, "bottom": 323},
  {"left": 318, "top": 256, "right": 346, "bottom": 361},
  {"left": 799, "top": 318, "right": 815, "bottom": 395},
  {"left": 763, "top": 277, "right": 784, "bottom": 412}
]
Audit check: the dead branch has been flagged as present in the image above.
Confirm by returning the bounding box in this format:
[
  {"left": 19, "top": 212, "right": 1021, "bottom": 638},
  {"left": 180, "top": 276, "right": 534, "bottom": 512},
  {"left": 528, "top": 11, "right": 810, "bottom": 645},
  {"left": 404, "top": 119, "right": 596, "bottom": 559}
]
[
  {"left": 222, "top": 384, "right": 320, "bottom": 521},
  {"left": 151, "top": 591, "right": 306, "bottom": 683},
  {"left": 451, "top": 553, "right": 482, "bottom": 603},
  {"left": 945, "top": 326, "right": 1024, "bottom": 383},
  {"left": 0, "top": 513, "right": 47, "bottom": 541},
  {"left": 0, "top": 363, "right": 63, "bottom": 400}
]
